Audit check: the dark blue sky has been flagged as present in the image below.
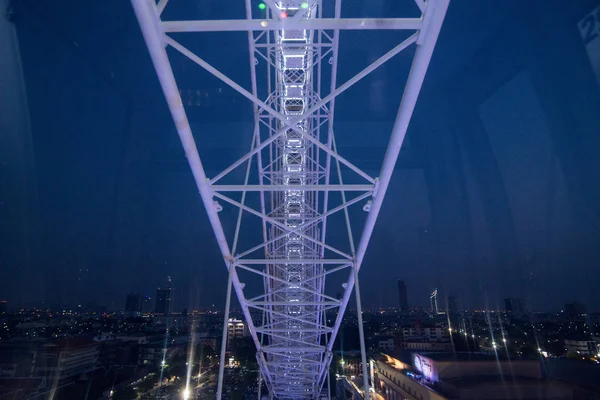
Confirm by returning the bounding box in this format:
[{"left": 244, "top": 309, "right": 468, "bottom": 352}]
[{"left": 1, "top": 0, "right": 600, "bottom": 312}]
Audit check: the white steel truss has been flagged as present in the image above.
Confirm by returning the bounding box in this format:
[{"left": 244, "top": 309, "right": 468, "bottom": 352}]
[{"left": 130, "top": 0, "right": 449, "bottom": 398}]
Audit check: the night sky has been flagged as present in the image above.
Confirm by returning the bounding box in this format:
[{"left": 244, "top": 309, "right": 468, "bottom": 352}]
[{"left": 1, "top": 0, "right": 600, "bottom": 313}]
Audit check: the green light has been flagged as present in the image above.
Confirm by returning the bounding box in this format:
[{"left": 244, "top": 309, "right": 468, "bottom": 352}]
[
  {"left": 258, "top": 3, "right": 266, "bottom": 10},
  {"left": 301, "top": 2, "right": 309, "bottom": 8}
]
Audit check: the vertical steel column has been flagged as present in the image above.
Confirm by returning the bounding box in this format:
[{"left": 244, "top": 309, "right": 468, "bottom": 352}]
[
  {"left": 130, "top": 0, "right": 231, "bottom": 259},
  {"left": 130, "top": 0, "right": 270, "bottom": 376},
  {"left": 353, "top": 263, "right": 370, "bottom": 400},
  {"left": 216, "top": 265, "right": 234, "bottom": 400},
  {"left": 326, "top": 0, "right": 451, "bottom": 359},
  {"left": 326, "top": 370, "right": 331, "bottom": 400},
  {"left": 131, "top": 0, "right": 450, "bottom": 397},
  {"left": 354, "top": 0, "right": 450, "bottom": 272}
]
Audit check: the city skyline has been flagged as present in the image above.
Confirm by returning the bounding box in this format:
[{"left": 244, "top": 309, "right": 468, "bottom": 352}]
[{"left": 2, "top": 1, "right": 600, "bottom": 316}]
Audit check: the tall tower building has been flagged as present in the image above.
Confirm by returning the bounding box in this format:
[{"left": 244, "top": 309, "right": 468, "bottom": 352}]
[
  {"left": 155, "top": 287, "right": 173, "bottom": 315},
  {"left": 430, "top": 289, "right": 439, "bottom": 314},
  {"left": 447, "top": 295, "right": 458, "bottom": 315},
  {"left": 142, "top": 295, "right": 152, "bottom": 313},
  {"left": 125, "top": 293, "right": 141, "bottom": 313},
  {"left": 505, "top": 298, "right": 527, "bottom": 315},
  {"left": 397, "top": 280, "right": 409, "bottom": 312}
]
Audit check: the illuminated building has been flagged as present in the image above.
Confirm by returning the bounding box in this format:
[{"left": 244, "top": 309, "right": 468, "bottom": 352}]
[
  {"left": 35, "top": 338, "right": 100, "bottom": 380},
  {"left": 373, "top": 352, "right": 573, "bottom": 400},
  {"left": 564, "top": 337, "right": 599, "bottom": 356},
  {"left": 138, "top": 341, "right": 183, "bottom": 366},
  {"left": 227, "top": 318, "right": 248, "bottom": 346},
  {"left": 398, "top": 324, "right": 449, "bottom": 342},
  {"left": 430, "top": 289, "right": 440, "bottom": 314},
  {"left": 155, "top": 287, "right": 173, "bottom": 316}
]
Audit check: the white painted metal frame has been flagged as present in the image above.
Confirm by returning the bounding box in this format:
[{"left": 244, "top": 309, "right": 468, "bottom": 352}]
[{"left": 130, "top": 0, "right": 449, "bottom": 398}]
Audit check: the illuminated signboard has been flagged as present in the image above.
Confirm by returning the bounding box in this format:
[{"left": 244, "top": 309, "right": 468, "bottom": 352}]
[
  {"left": 579, "top": 4, "right": 600, "bottom": 88},
  {"left": 413, "top": 354, "right": 437, "bottom": 382}
]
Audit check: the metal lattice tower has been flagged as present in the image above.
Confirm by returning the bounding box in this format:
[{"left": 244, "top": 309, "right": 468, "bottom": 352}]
[{"left": 130, "top": 0, "right": 449, "bottom": 398}]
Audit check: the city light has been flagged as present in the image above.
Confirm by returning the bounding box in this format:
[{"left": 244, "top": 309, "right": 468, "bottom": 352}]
[
  {"left": 182, "top": 388, "right": 191, "bottom": 399},
  {"left": 258, "top": 3, "right": 266, "bottom": 10},
  {"left": 301, "top": 2, "right": 309, "bottom": 8}
]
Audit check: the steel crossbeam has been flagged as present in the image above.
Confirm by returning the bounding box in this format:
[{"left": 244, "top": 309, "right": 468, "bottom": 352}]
[{"left": 130, "top": 0, "right": 449, "bottom": 398}]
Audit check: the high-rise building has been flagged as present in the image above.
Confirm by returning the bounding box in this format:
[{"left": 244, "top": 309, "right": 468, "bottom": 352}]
[
  {"left": 125, "top": 293, "right": 141, "bottom": 313},
  {"left": 142, "top": 296, "right": 152, "bottom": 313},
  {"left": 564, "top": 302, "right": 587, "bottom": 318},
  {"left": 155, "top": 287, "right": 173, "bottom": 315},
  {"left": 430, "top": 289, "right": 439, "bottom": 314},
  {"left": 0, "top": 300, "right": 7, "bottom": 315},
  {"left": 504, "top": 298, "right": 526, "bottom": 315},
  {"left": 397, "top": 280, "right": 409, "bottom": 313},
  {"left": 447, "top": 295, "right": 458, "bottom": 315},
  {"left": 227, "top": 318, "right": 249, "bottom": 346}
]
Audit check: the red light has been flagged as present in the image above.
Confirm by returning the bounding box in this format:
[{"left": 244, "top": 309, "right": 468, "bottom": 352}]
[{"left": 281, "top": 11, "right": 288, "bottom": 18}]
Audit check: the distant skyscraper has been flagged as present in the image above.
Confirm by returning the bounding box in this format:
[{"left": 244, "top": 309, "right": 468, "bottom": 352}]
[
  {"left": 125, "top": 293, "right": 141, "bottom": 313},
  {"left": 397, "top": 280, "right": 409, "bottom": 312},
  {"left": 430, "top": 289, "right": 439, "bottom": 314},
  {"left": 447, "top": 295, "right": 458, "bottom": 315},
  {"left": 0, "top": 300, "right": 7, "bottom": 315},
  {"left": 504, "top": 298, "right": 526, "bottom": 315},
  {"left": 142, "top": 296, "right": 152, "bottom": 313},
  {"left": 155, "top": 287, "right": 173, "bottom": 315},
  {"left": 565, "top": 302, "right": 587, "bottom": 317}
]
